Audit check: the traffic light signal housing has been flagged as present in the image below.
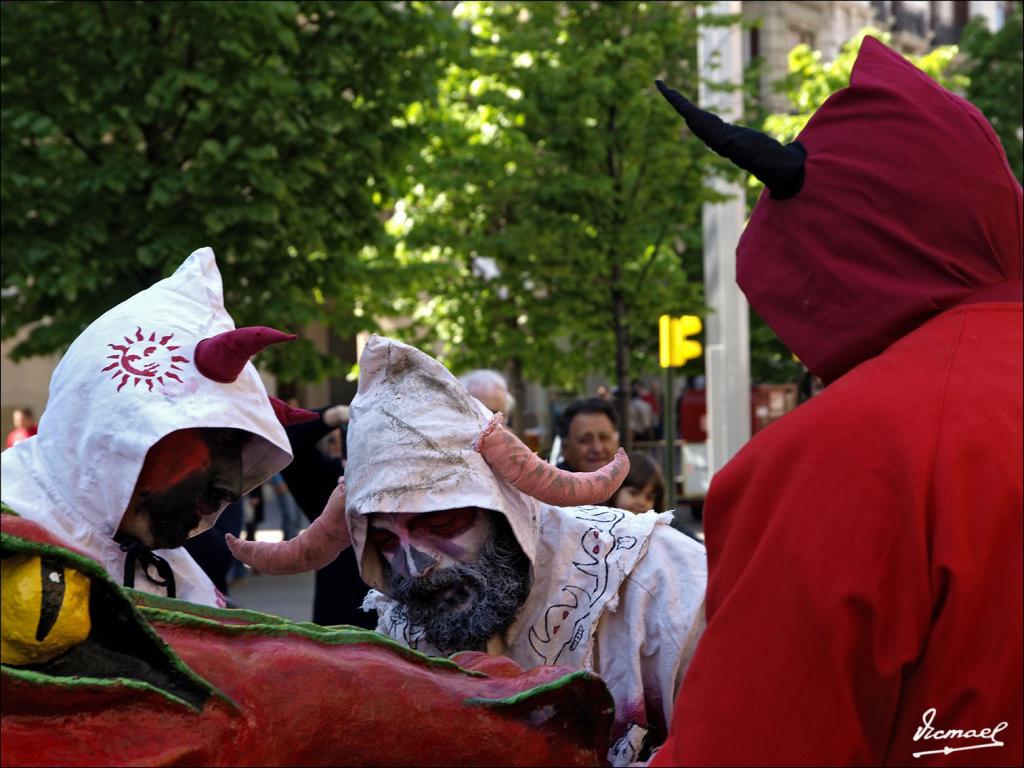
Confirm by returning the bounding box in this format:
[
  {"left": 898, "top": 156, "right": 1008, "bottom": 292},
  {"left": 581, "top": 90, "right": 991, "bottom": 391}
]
[{"left": 659, "top": 314, "right": 703, "bottom": 368}]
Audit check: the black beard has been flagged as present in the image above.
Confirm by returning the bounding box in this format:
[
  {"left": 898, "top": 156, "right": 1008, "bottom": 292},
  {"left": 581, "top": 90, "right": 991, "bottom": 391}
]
[{"left": 384, "top": 515, "right": 531, "bottom": 654}]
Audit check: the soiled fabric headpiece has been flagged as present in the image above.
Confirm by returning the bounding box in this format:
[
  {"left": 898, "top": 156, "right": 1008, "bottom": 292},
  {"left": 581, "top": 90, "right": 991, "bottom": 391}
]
[{"left": 344, "top": 336, "right": 540, "bottom": 591}]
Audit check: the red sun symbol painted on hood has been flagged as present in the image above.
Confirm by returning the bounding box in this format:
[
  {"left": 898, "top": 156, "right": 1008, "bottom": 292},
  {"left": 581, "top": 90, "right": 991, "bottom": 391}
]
[{"left": 102, "top": 327, "right": 191, "bottom": 392}]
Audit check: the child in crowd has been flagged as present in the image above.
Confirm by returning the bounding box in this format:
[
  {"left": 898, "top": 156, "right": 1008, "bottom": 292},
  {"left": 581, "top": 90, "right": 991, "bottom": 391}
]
[{"left": 607, "top": 451, "right": 665, "bottom": 514}]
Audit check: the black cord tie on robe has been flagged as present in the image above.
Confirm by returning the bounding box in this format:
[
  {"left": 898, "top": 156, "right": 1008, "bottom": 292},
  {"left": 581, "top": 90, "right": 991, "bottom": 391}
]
[{"left": 119, "top": 538, "right": 177, "bottom": 598}]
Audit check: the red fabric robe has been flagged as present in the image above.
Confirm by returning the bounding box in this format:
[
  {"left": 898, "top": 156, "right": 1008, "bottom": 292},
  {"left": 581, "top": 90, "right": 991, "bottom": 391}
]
[
  {"left": 653, "top": 36, "right": 1022, "bottom": 767},
  {"left": 653, "top": 302, "right": 1021, "bottom": 766}
]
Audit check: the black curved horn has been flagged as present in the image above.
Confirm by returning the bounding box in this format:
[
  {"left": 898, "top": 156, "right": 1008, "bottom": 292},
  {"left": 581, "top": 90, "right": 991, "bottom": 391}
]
[{"left": 655, "top": 80, "right": 806, "bottom": 200}]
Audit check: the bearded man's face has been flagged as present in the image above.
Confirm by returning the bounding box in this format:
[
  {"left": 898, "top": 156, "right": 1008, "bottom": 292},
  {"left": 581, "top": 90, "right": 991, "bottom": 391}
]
[{"left": 369, "top": 508, "right": 531, "bottom": 654}]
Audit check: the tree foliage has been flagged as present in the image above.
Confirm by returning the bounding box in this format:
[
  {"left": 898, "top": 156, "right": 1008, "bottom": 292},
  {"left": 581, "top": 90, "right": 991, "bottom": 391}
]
[
  {"left": 958, "top": 1, "right": 1023, "bottom": 183},
  {"left": 763, "top": 27, "right": 966, "bottom": 142},
  {"left": 7, "top": 4, "right": 1017, "bottom": 402},
  {"left": 386, "top": 1, "right": 736, "bottom": 421},
  {"left": 1, "top": 1, "right": 455, "bottom": 381}
]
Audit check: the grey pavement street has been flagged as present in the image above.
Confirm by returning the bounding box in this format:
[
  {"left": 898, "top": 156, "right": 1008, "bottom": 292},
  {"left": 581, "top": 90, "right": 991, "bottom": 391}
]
[
  {"left": 229, "top": 569, "right": 315, "bottom": 623},
  {"left": 227, "top": 491, "right": 315, "bottom": 622}
]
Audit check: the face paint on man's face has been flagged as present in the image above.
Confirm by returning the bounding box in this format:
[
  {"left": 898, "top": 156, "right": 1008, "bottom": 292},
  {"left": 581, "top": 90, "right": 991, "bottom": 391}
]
[
  {"left": 367, "top": 508, "right": 491, "bottom": 582},
  {"left": 377, "top": 510, "right": 532, "bottom": 654},
  {"left": 120, "top": 428, "right": 249, "bottom": 550}
]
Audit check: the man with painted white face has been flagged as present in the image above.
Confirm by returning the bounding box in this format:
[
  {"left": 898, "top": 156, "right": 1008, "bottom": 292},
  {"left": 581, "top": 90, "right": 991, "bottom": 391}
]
[
  {"left": 230, "top": 335, "right": 707, "bottom": 766},
  {"left": 366, "top": 507, "right": 532, "bottom": 656}
]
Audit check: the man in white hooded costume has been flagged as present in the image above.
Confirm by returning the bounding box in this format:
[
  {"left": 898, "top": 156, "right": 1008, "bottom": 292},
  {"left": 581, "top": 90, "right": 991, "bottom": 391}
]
[
  {"left": 0, "top": 248, "right": 312, "bottom": 606},
  {"left": 230, "top": 334, "right": 707, "bottom": 764}
]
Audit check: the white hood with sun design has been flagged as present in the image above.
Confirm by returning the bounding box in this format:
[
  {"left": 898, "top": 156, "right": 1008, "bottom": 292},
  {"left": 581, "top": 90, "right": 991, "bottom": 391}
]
[{"left": 1, "top": 248, "right": 292, "bottom": 605}]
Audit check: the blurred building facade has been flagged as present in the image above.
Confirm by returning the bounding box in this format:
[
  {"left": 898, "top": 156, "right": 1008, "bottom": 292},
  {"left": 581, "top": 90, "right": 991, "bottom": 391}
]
[
  {"left": 743, "top": 0, "right": 875, "bottom": 111},
  {"left": 1, "top": 328, "right": 60, "bottom": 447},
  {"left": 743, "top": 0, "right": 1010, "bottom": 110}
]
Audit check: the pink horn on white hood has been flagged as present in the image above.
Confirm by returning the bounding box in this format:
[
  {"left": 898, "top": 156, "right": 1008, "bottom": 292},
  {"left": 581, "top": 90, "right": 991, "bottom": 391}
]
[
  {"left": 227, "top": 479, "right": 351, "bottom": 574},
  {"left": 474, "top": 414, "right": 629, "bottom": 506}
]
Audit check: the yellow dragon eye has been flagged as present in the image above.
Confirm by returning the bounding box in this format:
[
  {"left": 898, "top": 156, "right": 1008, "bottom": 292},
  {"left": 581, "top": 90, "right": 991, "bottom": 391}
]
[{"left": 1, "top": 553, "right": 91, "bottom": 666}]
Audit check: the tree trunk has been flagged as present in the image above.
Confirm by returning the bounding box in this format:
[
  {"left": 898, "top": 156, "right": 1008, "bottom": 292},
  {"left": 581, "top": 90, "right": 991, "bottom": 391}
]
[
  {"left": 606, "top": 103, "right": 631, "bottom": 451},
  {"left": 611, "top": 266, "right": 632, "bottom": 452},
  {"left": 506, "top": 354, "right": 526, "bottom": 439}
]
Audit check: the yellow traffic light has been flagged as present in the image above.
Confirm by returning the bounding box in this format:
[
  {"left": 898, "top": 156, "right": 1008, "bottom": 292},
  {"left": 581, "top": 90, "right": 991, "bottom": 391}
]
[
  {"left": 659, "top": 314, "right": 703, "bottom": 368},
  {"left": 659, "top": 314, "right": 672, "bottom": 368},
  {"left": 678, "top": 314, "right": 702, "bottom": 364}
]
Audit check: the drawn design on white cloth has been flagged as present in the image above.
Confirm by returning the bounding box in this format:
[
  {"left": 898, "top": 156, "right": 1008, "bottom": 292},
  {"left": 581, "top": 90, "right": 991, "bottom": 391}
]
[
  {"left": 380, "top": 606, "right": 428, "bottom": 650},
  {"left": 528, "top": 507, "right": 639, "bottom": 664}
]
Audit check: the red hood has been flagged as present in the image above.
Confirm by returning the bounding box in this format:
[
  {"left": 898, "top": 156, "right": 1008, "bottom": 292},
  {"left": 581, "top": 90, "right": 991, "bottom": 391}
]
[{"left": 737, "top": 36, "right": 1023, "bottom": 383}]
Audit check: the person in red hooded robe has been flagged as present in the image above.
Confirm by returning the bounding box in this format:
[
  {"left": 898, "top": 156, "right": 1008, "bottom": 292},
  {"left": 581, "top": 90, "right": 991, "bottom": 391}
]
[{"left": 651, "top": 36, "right": 1022, "bottom": 766}]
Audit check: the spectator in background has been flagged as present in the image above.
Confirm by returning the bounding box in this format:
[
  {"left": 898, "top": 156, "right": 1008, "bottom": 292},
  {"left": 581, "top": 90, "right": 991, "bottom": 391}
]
[
  {"left": 629, "top": 381, "right": 657, "bottom": 443},
  {"left": 642, "top": 380, "right": 663, "bottom": 440},
  {"left": 606, "top": 451, "right": 665, "bottom": 515},
  {"left": 269, "top": 472, "right": 300, "bottom": 541},
  {"left": 5, "top": 408, "right": 37, "bottom": 448},
  {"left": 459, "top": 369, "right": 515, "bottom": 416},
  {"left": 184, "top": 499, "right": 246, "bottom": 597},
  {"left": 278, "top": 402, "right": 375, "bottom": 630},
  {"left": 641, "top": 380, "right": 661, "bottom": 419},
  {"left": 321, "top": 420, "right": 344, "bottom": 466},
  {"left": 242, "top": 485, "right": 265, "bottom": 545},
  {"left": 797, "top": 366, "right": 825, "bottom": 404},
  {"left": 557, "top": 397, "right": 621, "bottom": 473}
]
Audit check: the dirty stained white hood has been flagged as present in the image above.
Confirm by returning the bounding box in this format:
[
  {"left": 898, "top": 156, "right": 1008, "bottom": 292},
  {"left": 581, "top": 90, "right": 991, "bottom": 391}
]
[{"left": 345, "top": 335, "right": 540, "bottom": 592}]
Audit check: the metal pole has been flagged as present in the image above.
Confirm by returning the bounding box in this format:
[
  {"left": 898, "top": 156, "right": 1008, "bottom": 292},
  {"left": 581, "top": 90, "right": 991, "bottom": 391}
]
[
  {"left": 663, "top": 366, "right": 677, "bottom": 511},
  {"left": 698, "top": 1, "right": 751, "bottom": 477}
]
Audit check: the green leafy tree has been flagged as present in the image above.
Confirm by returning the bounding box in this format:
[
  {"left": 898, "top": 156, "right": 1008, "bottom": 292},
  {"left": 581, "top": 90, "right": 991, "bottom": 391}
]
[
  {"left": 958, "top": 1, "right": 1023, "bottom": 183},
  {"left": 1, "top": 1, "right": 455, "bottom": 382},
  {"left": 748, "top": 28, "right": 965, "bottom": 383},
  {"left": 388, "top": 1, "right": 736, "bottom": 438},
  {"left": 763, "top": 27, "right": 966, "bottom": 142}
]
